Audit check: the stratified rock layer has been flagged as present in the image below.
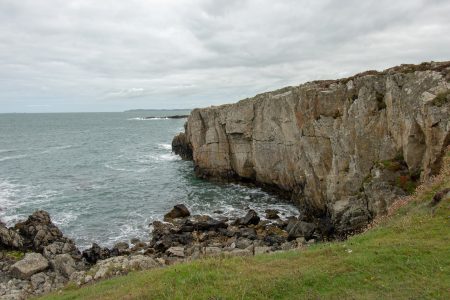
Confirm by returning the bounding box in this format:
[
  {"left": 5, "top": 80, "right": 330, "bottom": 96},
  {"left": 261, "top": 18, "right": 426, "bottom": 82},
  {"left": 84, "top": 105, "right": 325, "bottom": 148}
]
[{"left": 173, "top": 61, "right": 450, "bottom": 234}]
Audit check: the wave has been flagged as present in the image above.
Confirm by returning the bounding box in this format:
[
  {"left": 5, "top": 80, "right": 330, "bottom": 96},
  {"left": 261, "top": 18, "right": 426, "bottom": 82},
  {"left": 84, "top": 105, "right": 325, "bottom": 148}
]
[
  {"left": 127, "top": 117, "right": 169, "bottom": 121},
  {"left": 0, "top": 154, "right": 27, "bottom": 162},
  {"left": 0, "top": 149, "right": 16, "bottom": 154},
  {"left": 157, "top": 143, "right": 172, "bottom": 150},
  {"left": 104, "top": 163, "right": 147, "bottom": 173},
  {"left": 39, "top": 145, "right": 73, "bottom": 154}
]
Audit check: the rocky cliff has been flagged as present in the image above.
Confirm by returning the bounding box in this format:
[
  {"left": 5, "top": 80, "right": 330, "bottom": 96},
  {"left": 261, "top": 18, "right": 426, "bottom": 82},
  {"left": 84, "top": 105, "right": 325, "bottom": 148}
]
[{"left": 172, "top": 61, "right": 450, "bottom": 235}]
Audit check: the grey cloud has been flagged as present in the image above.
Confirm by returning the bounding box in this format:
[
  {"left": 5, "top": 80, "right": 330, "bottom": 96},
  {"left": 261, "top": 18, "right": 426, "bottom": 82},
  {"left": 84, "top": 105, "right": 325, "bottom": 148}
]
[{"left": 0, "top": 0, "right": 449, "bottom": 112}]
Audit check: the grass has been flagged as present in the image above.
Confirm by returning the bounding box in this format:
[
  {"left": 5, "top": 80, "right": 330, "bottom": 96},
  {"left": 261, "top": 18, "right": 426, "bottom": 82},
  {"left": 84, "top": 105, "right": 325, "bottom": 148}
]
[
  {"left": 41, "top": 154, "right": 450, "bottom": 300},
  {"left": 1, "top": 250, "right": 26, "bottom": 261},
  {"left": 431, "top": 91, "right": 450, "bottom": 107}
]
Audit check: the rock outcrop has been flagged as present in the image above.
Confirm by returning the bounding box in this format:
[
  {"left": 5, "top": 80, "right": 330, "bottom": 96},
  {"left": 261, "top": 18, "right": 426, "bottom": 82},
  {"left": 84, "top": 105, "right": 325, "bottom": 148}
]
[{"left": 173, "top": 61, "right": 450, "bottom": 235}]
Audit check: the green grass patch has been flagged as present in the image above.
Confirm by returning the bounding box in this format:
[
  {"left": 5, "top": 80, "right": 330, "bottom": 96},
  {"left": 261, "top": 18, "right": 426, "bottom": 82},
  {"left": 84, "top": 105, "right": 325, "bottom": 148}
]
[
  {"left": 40, "top": 158, "right": 450, "bottom": 300},
  {"left": 431, "top": 90, "right": 450, "bottom": 107},
  {"left": 2, "top": 250, "right": 26, "bottom": 261}
]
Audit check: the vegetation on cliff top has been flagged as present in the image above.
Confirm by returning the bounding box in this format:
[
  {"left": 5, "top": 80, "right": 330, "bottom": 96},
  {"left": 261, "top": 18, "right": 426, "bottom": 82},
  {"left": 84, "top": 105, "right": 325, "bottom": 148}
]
[{"left": 41, "top": 151, "right": 450, "bottom": 300}]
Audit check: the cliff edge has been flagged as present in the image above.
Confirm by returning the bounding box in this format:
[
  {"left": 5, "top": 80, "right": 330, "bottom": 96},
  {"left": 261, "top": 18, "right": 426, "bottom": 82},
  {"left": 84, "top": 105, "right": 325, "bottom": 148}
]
[{"left": 172, "top": 61, "right": 450, "bottom": 235}]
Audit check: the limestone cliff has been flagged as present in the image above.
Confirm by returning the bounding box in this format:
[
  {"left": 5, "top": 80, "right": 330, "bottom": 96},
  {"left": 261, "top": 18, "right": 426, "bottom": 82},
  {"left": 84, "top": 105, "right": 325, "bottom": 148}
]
[{"left": 173, "top": 61, "right": 450, "bottom": 235}]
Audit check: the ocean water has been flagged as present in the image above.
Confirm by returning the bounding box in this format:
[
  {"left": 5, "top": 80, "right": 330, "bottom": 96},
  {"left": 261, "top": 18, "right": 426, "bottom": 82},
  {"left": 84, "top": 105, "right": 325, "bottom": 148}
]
[{"left": 0, "top": 111, "right": 298, "bottom": 249}]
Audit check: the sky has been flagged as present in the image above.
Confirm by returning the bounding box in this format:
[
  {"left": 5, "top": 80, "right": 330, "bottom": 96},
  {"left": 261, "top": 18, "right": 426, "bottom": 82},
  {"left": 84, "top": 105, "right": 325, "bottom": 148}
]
[{"left": 0, "top": 0, "right": 449, "bottom": 113}]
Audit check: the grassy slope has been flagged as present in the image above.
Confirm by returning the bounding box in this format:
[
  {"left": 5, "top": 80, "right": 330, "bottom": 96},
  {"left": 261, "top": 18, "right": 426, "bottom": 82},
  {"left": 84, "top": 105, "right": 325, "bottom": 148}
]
[{"left": 42, "top": 154, "right": 450, "bottom": 300}]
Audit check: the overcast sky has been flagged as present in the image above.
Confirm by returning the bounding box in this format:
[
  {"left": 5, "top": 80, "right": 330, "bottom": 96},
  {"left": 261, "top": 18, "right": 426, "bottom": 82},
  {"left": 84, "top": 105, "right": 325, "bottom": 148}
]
[{"left": 0, "top": 0, "right": 449, "bottom": 112}]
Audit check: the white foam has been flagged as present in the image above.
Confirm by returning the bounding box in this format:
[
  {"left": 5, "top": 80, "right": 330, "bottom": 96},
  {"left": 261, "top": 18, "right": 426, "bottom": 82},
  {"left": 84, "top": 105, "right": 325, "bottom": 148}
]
[
  {"left": 53, "top": 211, "right": 78, "bottom": 226},
  {"left": 104, "top": 163, "right": 147, "bottom": 173},
  {"left": 151, "top": 153, "right": 181, "bottom": 161},
  {"left": 127, "top": 117, "right": 169, "bottom": 121},
  {"left": 158, "top": 143, "right": 172, "bottom": 150}
]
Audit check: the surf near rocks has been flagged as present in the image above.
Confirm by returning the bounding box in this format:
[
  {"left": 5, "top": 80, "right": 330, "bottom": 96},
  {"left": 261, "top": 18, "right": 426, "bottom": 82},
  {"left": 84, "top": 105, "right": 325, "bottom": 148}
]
[{"left": 1, "top": 205, "right": 315, "bottom": 298}]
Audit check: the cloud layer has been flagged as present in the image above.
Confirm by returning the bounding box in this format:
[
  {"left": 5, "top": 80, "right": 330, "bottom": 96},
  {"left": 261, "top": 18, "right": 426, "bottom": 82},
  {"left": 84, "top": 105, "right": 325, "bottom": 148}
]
[{"left": 1, "top": 0, "right": 449, "bottom": 112}]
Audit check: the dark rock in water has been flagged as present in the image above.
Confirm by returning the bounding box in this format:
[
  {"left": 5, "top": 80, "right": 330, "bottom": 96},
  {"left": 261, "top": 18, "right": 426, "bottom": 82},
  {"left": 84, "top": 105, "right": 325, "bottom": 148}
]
[
  {"left": 145, "top": 115, "right": 189, "bottom": 119},
  {"left": 286, "top": 219, "right": 316, "bottom": 240},
  {"left": 82, "top": 243, "right": 111, "bottom": 264},
  {"left": 171, "top": 132, "right": 193, "bottom": 160},
  {"left": 111, "top": 242, "right": 130, "bottom": 256},
  {"left": 265, "top": 209, "right": 280, "bottom": 220},
  {"left": 188, "top": 215, "right": 227, "bottom": 231},
  {"left": 164, "top": 204, "right": 191, "bottom": 221},
  {"left": 130, "top": 238, "right": 141, "bottom": 245},
  {"left": 0, "top": 223, "right": 24, "bottom": 249},
  {"left": 235, "top": 209, "right": 260, "bottom": 226}
]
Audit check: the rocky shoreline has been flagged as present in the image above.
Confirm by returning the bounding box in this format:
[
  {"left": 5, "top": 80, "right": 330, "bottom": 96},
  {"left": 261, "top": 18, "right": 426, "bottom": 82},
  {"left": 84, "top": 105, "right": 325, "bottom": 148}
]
[{"left": 1, "top": 204, "right": 318, "bottom": 299}]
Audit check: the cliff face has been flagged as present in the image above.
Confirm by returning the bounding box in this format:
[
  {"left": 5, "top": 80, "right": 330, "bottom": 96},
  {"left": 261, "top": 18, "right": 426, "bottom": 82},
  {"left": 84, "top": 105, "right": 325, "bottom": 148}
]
[{"left": 173, "top": 62, "right": 450, "bottom": 234}]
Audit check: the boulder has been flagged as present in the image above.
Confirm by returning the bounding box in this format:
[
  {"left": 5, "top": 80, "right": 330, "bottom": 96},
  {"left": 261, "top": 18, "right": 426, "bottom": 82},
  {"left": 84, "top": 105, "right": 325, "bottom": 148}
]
[
  {"left": 166, "top": 246, "right": 185, "bottom": 258},
  {"left": 52, "top": 254, "right": 76, "bottom": 278},
  {"left": 0, "top": 224, "right": 24, "bottom": 249},
  {"left": 10, "top": 253, "right": 49, "bottom": 279},
  {"left": 111, "top": 242, "right": 130, "bottom": 256},
  {"left": 14, "top": 210, "right": 66, "bottom": 252},
  {"left": 164, "top": 204, "right": 191, "bottom": 221},
  {"left": 42, "top": 240, "right": 81, "bottom": 261},
  {"left": 286, "top": 220, "right": 316, "bottom": 240},
  {"left": 82, "top": 243, "right": 111, "bottom": 264},
  {"left": 188, "top": 215, "right": 227, "bottom": 231},
  {"left": 265, "top": 209, "right": 280, "bottom": 220},
  {"left": 235, "top": 210, "right": 260, "bottom": 226}
]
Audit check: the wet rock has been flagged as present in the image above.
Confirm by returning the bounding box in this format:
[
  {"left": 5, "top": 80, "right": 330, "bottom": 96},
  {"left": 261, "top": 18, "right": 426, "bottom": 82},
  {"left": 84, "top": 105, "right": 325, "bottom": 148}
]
[
  {"left": 111, "top": 242, "right": 130, "bottom": 256},
  {"left": 130, "top": 238, "right": 141, "bottom": 245},
  {"left": 82, "top": 243, "right": 111, "bottom": 264},
  {"left": 188, "top": 215, "right": 227, "bottom": 231},
  {"left": 172, "top": 132, "right": 193, "bottom": 160},
  {"left": 286, "top": 220, "right": 316, "bottom": 240},
  {"left": 265, "top": 209, "right": 280, "bottom": 220},
  {"left": 10, "top": 253, "right": 49, "bottom": 279},
  {"left": 235, "top": 210, "right": 260, "bottom": 226},
  {"left": 131, "top": 241, "right": 147, "bottom": 252},
  {"left": 164, "top": 204, "right": 190, "bottom": 221}
]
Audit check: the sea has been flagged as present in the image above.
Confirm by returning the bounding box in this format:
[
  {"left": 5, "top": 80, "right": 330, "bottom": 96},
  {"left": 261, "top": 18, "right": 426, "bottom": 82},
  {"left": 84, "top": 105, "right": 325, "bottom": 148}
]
[{"left": 0, "top": 111, "right": 299, "bottom": 249}]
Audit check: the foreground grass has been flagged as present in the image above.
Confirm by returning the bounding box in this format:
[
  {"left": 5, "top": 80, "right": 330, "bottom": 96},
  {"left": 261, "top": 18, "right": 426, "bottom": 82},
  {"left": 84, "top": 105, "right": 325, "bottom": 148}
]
[{"left": 42, "top": 160, "right": 450, "bottom": 299}]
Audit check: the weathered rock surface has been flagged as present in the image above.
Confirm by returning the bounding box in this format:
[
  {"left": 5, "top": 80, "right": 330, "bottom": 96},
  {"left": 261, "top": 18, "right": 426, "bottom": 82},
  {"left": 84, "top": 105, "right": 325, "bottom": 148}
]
[
  {"left": 10, "top": 253, "right": 49, "bottom": 280},
  {"left": 164, "top": 204, "right": 191, "bottom": 221},
  {"left": 173, "top": 61, "right": 450, "bottom": 234},
  {"left": 0, "top": 225, "right": 24, "bottom": 250}
]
